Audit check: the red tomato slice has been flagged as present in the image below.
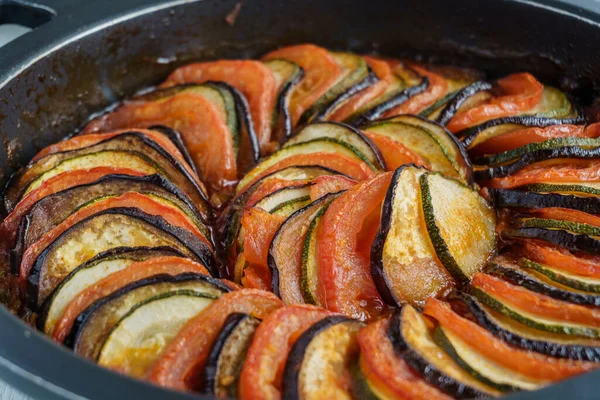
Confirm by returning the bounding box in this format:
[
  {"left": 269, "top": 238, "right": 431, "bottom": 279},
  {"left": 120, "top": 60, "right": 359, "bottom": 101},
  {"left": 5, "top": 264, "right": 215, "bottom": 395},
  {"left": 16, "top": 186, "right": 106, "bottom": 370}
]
[
  {"left": 364, "top": 131, "right": 431, "bottom": 170},
  {"left": 469, "top": 124, "right": 593, "bottom": 157},
  {"left": 160, "top": 60, "right": 277, "bottom": 152},
  {"left": 263, "top": 44, "right": 343, "bottom": 127},
  {"left": 472, "top": 273, "right": 600, "bottom": 327},
  {"left": 424, "top": 298, "right": 596, "bottom": 381},
  {"left": 383, "top": 64, "right": 448, "bottom": 117},
  {"left": 83, "top": 93, "right": 236, "bottom": 190},
  {"left": 519, "top": 241, "right": 600, "bottom": 278},
  {"left": 357, "top": 316, "right": 451, "bottom": 400},
  {"left": 447, "top": 73, "right": 544, "bottom": 133},
  {"left": 529, "top": 208, "right": 600, "bottom": 228},
  {"left": 329, "top": 56, "right": 393, "bottom": 122},
  {"left": 148, "top": 289, "right": 283, "bottom": 391},
  {"left": 486, "top": 160, "right": 600, "bottom": 189},
  {"left": 236, "top": 152, "right": 376, "bottom": 194},
  {"left": 0, "top": 167, "right": 147, "bottom": 268},
  {"left": 241, "top": 263, "right": 271, "bottom": 291},
  {"left": 18, "top": 191, "right": 212, "bottom": 295},
  {"left": 239, "top": 304, "right": 336, "bottom": 400},
  {"left": 241, "top": 208, "right": 288, "bottom": 268},
  {"left": 51, "top": 256, "right": 211, "bottom": 342},
  {"left": 317, "top": 172, "right": 392, "bottom": 320},
  {"left": 308, "top": 174, "right": 356, "bottom": 201}
]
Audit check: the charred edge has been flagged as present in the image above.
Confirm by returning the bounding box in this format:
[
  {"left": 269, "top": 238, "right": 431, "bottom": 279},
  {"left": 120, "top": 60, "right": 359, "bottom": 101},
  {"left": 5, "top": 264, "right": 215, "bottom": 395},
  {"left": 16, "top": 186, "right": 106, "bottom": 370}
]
[
  {"left": 503, "top": 227, "right": 600, "bottom": 254},
  {"left": 148, "top": 125, "right": 200, "bottom": 177},
  {"left": 490, "top": 189, "right": 600, "bottom": 215},
  {"left": 435, "top": 81, "right": 493, "bottom": 126}
]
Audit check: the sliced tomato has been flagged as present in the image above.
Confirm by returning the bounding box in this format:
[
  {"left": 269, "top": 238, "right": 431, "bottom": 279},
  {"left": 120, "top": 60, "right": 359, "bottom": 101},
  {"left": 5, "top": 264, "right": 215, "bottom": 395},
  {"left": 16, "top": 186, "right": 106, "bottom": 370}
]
[
  {"left": 469, "top": 124, "right": 592, "bottom": 157},
  {"left": 529, "top": 208, "right": 600, "bottom": 229},
  {"left": 83, "top": 93, "right": 236, "bottom": 190},
  {"left": 0, "top": 167, "right": 148, "bottom": 266},
  {"left": 424, "top": 298, "right": 596, "bottom": 381},
  {"left": 51, "top": 256, "right": 211, "bottom": 342},
  {"left": 329, "top": 56, "right": 392, "bottom": 122},
  {"left": 241, "top": 207, "right": 287, "bottom": 268},
  {"left": 308, "top": 174, "right": 356, "bottom": 201},
  {"left": 447, "top": 73, "right": 544, "bottom": 133},
  {"left": 357, "top": 316, "right": 451, "bottom": 400},
  {"left": 317, "top": 172, "right": 392, "bottom": 320},
  {"left": 519, "top": 241, "right": 600, "bottom": 278},
  {"left": 263, "top": 44, "right": 343, "bottom": 127},
  {"left": 472, "top": 273, "right": 600, "bottom": 327},
  {"left": 236, "top": 152, "right": 376, "bottom": 194},
  {"left": 485, "top": 160, "right": 600, "bottom": 189},
  {"left": 160, "top": 60, "right": 277, "bottom": 151},
  {"left": 241, "top": 263, "right": 271, "bottom": 291},
  {"left": 363, "top": 131, "right": 431, "bottom": 171},
  {"left": 239, "top": 304, "right": 335, "bottom": 400},
  {"left": 148, "top": 289, "right": 283, "bottom": 391},
  {"left": 18, "top": 191, "right": 212, "bottom": 294},
  {"left": 382, "top": 64, "right": 448, "bottom": 117}
]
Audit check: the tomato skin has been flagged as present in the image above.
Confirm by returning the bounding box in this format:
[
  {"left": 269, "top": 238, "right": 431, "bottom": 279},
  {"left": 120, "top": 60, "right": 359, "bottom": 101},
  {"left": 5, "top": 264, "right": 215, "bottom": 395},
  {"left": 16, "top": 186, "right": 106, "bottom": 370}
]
[
  {"left": 18, "top": 191, "right": 212, "bottom": 297},
  {"left": 263, "top": 44, "right": 342, "bottom": 127},
  {"left": 329, "top": 57, "right": 392, "bottom": 122},
  {"left": 486, "top": 160, "right": 600, "bottom": 189},
  {"left": 241, "top": 263, "right": 271, "bottom": 290},
  {"left": 148, "top": 289, "right": 283, "bottom": 391},
  {"left": 160, "top": 60, "right": 277, "bottom": 152},
  {"left": 317, "top": 172, "right": 393, "bottom": 320},
  {"left": 241, "top": 208, "right": 287, "bottom": 268},
  {"left": 308, "top": 174, "right": 356, "bottom": 201},
  {"left": 363, "top": 131, "right": 431, "bottom": 171},
  {"left": 470, "top": 124, "right": 591, "bottom": 156},
  {"left": 383, "top": 65, "right": 448, "bottom": 117},
  {"left": 357, "top": 317, "right": 451, "bottom": 400},
  {"left": 518, "top": 240, "right": 600, "bottom": 278},
  {"left": 424, "top": 298, "right": 596, "bottom": 381},
  {"left": 239, "top": 304, "right": 336, "bottom": 400},
  {"left": 472, "top": 273, "right": 600, "bottom": 327},
  {"left": 51, "top": 256, "right": 211, "bottom": 342},
  {"left": 84, "top": 93, "right": 236, "bottom": 190},
  {"left": 447, "top": 73, "right": 544, "bottom": 133}
]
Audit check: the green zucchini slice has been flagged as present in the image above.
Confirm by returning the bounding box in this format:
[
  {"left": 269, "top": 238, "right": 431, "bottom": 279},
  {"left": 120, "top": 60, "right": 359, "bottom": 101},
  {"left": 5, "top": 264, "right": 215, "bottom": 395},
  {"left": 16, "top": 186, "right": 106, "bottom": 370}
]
[{"left": 520, "top": 258, "right": 600, "bottom": 294}]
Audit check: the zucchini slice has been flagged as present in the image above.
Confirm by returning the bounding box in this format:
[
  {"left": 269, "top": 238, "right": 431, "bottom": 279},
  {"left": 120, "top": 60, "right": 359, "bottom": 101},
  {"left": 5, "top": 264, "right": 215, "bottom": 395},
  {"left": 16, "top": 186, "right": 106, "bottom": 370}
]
[
  {"left": 299, "top": 52, "right": 374, "bottom": 125},
  {"left": 37, "top": 246, "right": 184, "bottom": 335},
  {"left": 371, "top": 165, "right": 452, "bottom": 307},
  {"left": 5, "top": 131, "right": 209, "bottom": 213},
  {"left": 285, "top": 122, "right": 385, "bottom": 170},
  {"left": 254, "top": 184, "right": 312, "bottom": 218},
  {"left": 458, "top": 291, "right": 600, "bottom": 362},
  {"left": 282, "top": 315, "right": 364, "bottom": 400},
  {"left": 520, "top": 182, "right": 600, "bottom": 197},
  {"left": 236, "top": 138, "right": 378, "bottom": 191},
  {"left": 502, "top": 227, "right": 600, "bottom": 255},
  {"left": 515, "top": 217, "right": 600, "bottom": 238},
  {"left": 27, "top": 208, "right": 216, "bottom": 308},
  {"left": 520, "top": 258, "right": 600, "bottom": 294},
  {"left": 264, "top": 59, "right": 304, "bottom": 142},
  {"left": 470, "top": 281, "right": 600, "bottom": 339},
  {"left": 388, "top": 306, "right": 496, "bottom": 398},
  {"left": 203, "top": 313, "right": 261, "bottom": 399},
  {"left": 67, "top": 272, "right": 226, "bottom": 363},
  {"left": 363, "top": 117, "right": 471, "bottom": 183},
  {"left": 487, "top": 259, "right": 600, "bottom": 306},
  {"left": 268, "top": 192, "right": 342, "bottom": 304},
  {"left": 419, "top": 172, "right": 497, "bottom": 283},
  {"left": 432, "top": 326, "right": 537, "bottom": 392},
  {"left": 490, "top": 189, "right": 600, "bottom": 215}
]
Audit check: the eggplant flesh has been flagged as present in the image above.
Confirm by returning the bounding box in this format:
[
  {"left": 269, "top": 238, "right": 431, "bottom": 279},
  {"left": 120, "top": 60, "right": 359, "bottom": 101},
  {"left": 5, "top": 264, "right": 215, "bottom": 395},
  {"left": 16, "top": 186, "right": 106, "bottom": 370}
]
[{"left": 203, "top": 313, "right": 261, "bottom": 398}]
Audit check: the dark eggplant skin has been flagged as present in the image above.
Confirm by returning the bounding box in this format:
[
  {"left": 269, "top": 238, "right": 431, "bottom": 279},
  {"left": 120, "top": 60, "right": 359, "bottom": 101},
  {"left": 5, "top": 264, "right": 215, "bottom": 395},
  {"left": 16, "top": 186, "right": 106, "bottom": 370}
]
[
  {"left": 281, "top": 315, "right": 354, "bottom": 400},
  {"left": 475, "top": 146, "right": 600, "bottom": 180},
  {"left": 486, "top": 263, "right": 600, "bottom": 306},
  {"left": 459, "top": 115, "right": 585, "bottom": 148},
  {"left": 386, "top": 310, "right": 487, "bottom": 399},
  {"left": 147, "top": 125, "right": 199, "bottom": 176},
  {"left": 202, "top": 312, "right": 261, "bottom": 398},
  {"left": 63, "top": 272, "right": 230, "bottom": 348},
  {"left": 26, "top": 207, "right": 218, "bottom": 309},
  {"left": 3, "top": 131, "right": 211, "bottom": 214},
  {"left": 454, "top": 292, "right": 600, "bottom": 362},
  {"left": 490, "top": 189, "right": 600, "bottom": 215},
  {"left": 349, "top": 77, "right": 430, "bottom": 127},
  {"left": 435, "top": 81, "right": 493, "bottom": 126},
  {"left": 274, "top": 67, "right": 305, "bottom": 143},
  {"left": 35, "top": 246, "right": 186, "bottom": 332},
  {"left": 502, "top": 227, "right": 600, "bottom": 254}
]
